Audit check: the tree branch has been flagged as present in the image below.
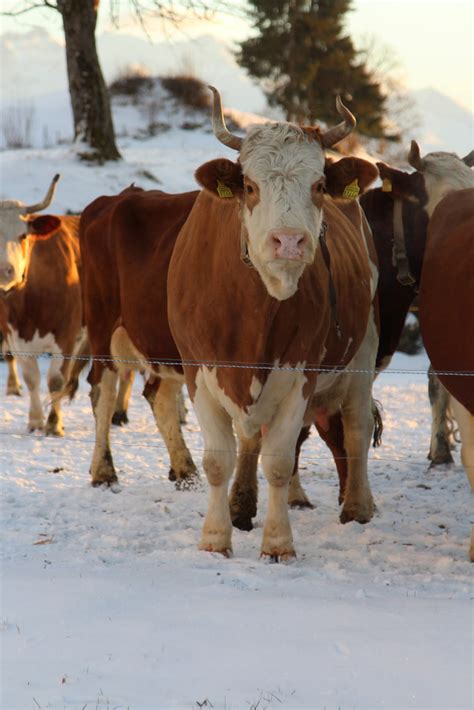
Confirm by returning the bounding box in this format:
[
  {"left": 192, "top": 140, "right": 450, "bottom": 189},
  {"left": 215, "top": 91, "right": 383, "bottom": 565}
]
[{"left": 1, "top": 1, "right": 58, "bottom": 17}]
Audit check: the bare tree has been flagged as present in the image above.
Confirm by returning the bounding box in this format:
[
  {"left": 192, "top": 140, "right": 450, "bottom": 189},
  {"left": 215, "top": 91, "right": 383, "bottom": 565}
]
[{"left": 2, "top": 1, "right": 236, "bottom": 163}]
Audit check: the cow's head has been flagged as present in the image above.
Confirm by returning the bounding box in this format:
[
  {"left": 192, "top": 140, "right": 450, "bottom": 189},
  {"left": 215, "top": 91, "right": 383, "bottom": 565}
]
[
  {"left": 0, "top": 174, "right": 60, "bottom": 291},
  {"left": 377, "top": 142, "right": 474, "bottom": 217},
  {"left": 195, "top": 87, "right": 375, "bottom": 301}
]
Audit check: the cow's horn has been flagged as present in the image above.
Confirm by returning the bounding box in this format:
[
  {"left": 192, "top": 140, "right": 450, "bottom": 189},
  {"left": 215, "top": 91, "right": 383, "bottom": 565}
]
[
  {"left": 25, "top": 174, "right": 61, "bottom": 214},
  {"left": 208, "top": 86, "right": 243, "bottom": 151},
  {"left": 320, "top": 96, "right": 356, "bottom": 149},
  {"left": 407, "top": 140, "right": 424, "bottom": 171},
  {"left": 461, "top": 150, "right": 474, "bottom": 167}
]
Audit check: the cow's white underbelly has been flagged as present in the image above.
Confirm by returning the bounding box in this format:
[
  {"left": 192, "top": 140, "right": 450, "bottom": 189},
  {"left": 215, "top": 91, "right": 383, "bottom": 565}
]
[
  {"left": 6, "top": 327, "right": 62, "bottom": 359},
  {"left": 200, "top": 360, "right": 308, "bottom": 438}
]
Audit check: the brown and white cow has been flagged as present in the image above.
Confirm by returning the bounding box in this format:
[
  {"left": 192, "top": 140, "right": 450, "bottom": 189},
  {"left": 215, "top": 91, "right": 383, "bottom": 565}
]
[
  {"left": 0, "top": 177, "right": 84, "bottom": 435},
  {"left": 168, "top": 87, "right": 379, "bottom": 559},
  {"left": 418, "top": 187, "right": 474, "bottom": 560},
  {"left": 78, "top": 185, "right": 199, "bottom": 488}
]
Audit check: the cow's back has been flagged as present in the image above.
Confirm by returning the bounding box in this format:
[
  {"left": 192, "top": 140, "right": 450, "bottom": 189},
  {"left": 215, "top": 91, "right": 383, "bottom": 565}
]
[
  {"left": 419, "top": 188, "right": 474, "bottom": 413},
  {"left": 80, "top": 186, "right": 199, "bottom": 364}
]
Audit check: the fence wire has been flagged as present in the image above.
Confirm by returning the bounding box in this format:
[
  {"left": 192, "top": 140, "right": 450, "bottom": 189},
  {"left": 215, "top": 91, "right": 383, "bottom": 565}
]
[{"left": 2, "top": 349, "right": 474, "bottom": 377}]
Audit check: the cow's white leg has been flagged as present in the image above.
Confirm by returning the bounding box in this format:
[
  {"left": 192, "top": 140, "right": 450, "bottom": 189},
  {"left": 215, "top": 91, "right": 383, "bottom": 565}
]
[
  {"left": 112, "top": 369, "right": 135, "bottom": 426},
  {"left": 194, "top": 374, "right": 236, "bottom": 555},
  {"left": 449, "top": 397, "right": 474, "bottom": 562},
  {"left": 19, "top": 356, "right": 44, "bottom": 431},
  {"left": 4, "top": 348, "right": 22, "bottom": 396},
  {"left": 45, "top": 357, "right": 66, "bottom": 436},
  {"left": 260, "top": 379, "right": 308, "bottom": 560},
  {"left": 90, "top": 367, "right": 119, "bottom": 486},
  {"left": 145, "top": 377, "right": 197, "bottom": 487},
  {"left": 428, "top": 369, "right": 454, "bottom": 466}
]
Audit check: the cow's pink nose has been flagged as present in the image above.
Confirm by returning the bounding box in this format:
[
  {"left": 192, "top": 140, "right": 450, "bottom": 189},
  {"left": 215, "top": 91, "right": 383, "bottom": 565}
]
[{"left": 270, "top": 231, "right": 307, "bottom": 260}]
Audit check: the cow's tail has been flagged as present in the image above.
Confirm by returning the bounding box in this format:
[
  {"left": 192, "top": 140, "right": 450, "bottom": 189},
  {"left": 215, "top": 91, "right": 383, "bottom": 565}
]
[
  {"left": 63, "top": 329, "right": 91, "bottom": 400},
  {"left": 372, "top": 399, "right": 384, "bottom": 448}
]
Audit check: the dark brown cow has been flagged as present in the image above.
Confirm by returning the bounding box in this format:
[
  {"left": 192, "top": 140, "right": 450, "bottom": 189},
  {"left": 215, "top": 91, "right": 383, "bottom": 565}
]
[
  {"left": 79, "top": 186, "right": 199, "bottom": 487},
  {"left": 418, "top": 188, "right": 474, "bottom": 559},
  {"left": 168, "top": 87, "right": 379, "bottom": 559},
  {"left": 0, "top": 197, "right": 82, "bottom": 435}
]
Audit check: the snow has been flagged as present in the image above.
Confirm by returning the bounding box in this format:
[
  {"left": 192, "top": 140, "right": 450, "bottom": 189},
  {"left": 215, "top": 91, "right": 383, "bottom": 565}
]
[{"left": 1, "top": 42, "right": 473, "bottom": 708}]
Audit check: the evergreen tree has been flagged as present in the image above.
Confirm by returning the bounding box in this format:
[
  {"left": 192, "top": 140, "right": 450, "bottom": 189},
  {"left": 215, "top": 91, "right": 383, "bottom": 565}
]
[{"left": 238, "top": 0, "right": 396, "bottom": 140}]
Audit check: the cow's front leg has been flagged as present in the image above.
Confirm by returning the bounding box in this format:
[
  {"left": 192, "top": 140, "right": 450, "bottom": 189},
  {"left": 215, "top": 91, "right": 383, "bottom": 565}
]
[
  {"left": 260, "top": 380, "right": 308, "bottom": 560},
  {"left": 144, "top": 376, "right": 197, "bottom": 488},
  {"left": 229, "top": 429, "right": 261, "bottom": 530},
  {"left": 194, "top": 374, "right": 236, "bottom": 556},
  {"left": 45, "top": 357, "right": 66, "bottom": 436},
  {"left": 339, "top": 392, "right": 375, "bottom": 524},
  {"left": 4, "top": 350, "right": 22, "bottom": 396},
  {"left": 20, "top": 357, "right": 44, "bottom": 431},
  {"left": 90, "top": 366, "right": 119, "bottom": 486}
]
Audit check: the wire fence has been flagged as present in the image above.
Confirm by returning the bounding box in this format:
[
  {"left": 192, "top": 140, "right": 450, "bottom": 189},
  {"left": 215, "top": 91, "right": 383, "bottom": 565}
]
[{"left": 2, "top": 348, "right": 474, "bottom": 377}]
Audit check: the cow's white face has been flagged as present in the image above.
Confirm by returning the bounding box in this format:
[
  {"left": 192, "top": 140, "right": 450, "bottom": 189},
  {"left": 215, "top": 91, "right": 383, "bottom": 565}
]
[
  {"left": 0, "top": 201, "right": 30, "bottom": 291},
  {"left": 239, "top": 124, "right": 326, "bottom": 300},
  {"left": 419, "top": 152, "right": 474, "bottom": 216}
]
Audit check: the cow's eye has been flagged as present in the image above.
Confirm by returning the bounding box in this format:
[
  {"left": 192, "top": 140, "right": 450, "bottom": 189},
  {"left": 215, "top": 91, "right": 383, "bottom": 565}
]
[
  {"left": 18, "top": 234, "right": 27, "bottom": 242},
  {"left": 315, "top": 181, "right": 326, "bottom": 193},
  {"left": 245, "top": 184, "right": 254, "bottom": 195}
]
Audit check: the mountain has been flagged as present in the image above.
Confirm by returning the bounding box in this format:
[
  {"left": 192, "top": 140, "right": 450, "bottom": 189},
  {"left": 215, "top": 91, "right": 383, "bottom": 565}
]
[{"left": 410, "top": 88, "right": 473, "bottom": 157}]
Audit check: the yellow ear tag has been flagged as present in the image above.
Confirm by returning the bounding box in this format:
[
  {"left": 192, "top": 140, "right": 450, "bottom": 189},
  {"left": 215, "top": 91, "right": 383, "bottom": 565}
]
[
  {"left": 342, "top": 179, "right": 360, "bottom": 200},
  {"left": 382, "top": 178, "right": 393, "bottom": 192},
  {"left": 216, "top": 180, "right": 233, "bottom": 198}
]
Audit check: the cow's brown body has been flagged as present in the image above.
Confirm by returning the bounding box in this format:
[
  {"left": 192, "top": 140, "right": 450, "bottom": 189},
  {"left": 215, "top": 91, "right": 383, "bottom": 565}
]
[
  {"left": 79, "top": 186, "right": 199, "bottom": 486},
  {"left": 1, "top": 216, "right": 82, "bottom": 434},
  {"left": 419, "top": 188, "right": 474, "bottom": 560},
  {"left": 419, "top": 189, "right": 474, "bottom": 412},
  {"left": 169, "top": 187, "right": 376, "bottom": 557}
]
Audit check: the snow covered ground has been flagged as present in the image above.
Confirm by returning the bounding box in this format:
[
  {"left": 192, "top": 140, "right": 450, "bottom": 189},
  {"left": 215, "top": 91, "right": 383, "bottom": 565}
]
[
  {"left": 1, "top": 348, "right": 473, "bottom": 710},
  {"left": 1, "top": 80, "right": 473, "bottom": 709}
]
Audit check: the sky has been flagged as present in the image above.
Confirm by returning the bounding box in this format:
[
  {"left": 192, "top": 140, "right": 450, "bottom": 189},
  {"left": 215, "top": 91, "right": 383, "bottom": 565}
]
[{"left": 1, "top": 0, "right": 473, "bottom": 111}]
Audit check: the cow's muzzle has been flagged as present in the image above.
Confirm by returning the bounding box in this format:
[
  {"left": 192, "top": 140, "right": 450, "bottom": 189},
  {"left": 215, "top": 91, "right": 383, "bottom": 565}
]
[{"left": 269, "top": 230, "right": 309, "bottom": 261}]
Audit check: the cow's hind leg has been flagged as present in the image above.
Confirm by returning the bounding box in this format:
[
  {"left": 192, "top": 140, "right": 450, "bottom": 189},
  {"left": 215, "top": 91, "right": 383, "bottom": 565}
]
[
  {"left": 90, "top": 366, "right": 119, "bottom": 487},
  {"left": 194, "top": 373, "right": 236, "bottom": 555},
  {"left": 144, "top": 376, "right": 197, "bottom": 488},
  {"left": 315, "top": 412, "right": 348, "bottom": 505},
  {"left": 45, "top": 357, "right": 67, "bottom": 436},
  {"left": 112, "top": 369, "right": 135, "bottom": 426},
  {"left": 4, "top": 349, "right": 22, "bottom": 396},
  {"left": 288, "top": 426, "right": 314, "bottom": 509},
  {"left": 229, "top": 429, "right": 261, "bottom": 530},
  {"left": 428, "top": 368, "right": 454, "bottom": 466},
  {"left": 19, "top": 356, "right": 44, "bottom": 432},
  {"left": 449, "top": 397, "right": 474, "bottom": 562}
]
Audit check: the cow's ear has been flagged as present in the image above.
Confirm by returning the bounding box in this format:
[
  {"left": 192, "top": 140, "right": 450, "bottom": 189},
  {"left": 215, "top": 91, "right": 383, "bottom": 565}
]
[
  {"left": 25, "top": 214, "right": 61, "bottom": 240},
  {"left": 195, "top": 159, "right": 243, "bottom": 200},
  {"left": 324, "top": 157, "right": 378, "bottom": 198},
  {"left": 375, "top": 162, "right": 424, "bottom": 202}
]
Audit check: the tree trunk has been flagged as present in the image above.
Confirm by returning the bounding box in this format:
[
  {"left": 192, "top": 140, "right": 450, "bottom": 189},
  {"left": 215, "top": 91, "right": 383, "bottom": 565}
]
[{"left": 57, "top": 0, "right": 121, "bottom": 162}]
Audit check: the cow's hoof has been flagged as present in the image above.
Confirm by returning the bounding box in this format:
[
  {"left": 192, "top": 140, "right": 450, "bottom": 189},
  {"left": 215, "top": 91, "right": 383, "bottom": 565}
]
[
  {"left": 112, "top": 410, "right": 129, "bottom": 427},
  {"left": 260, "top": 549, "right": 296, "bottom": 563},
  {"left": 45, "top": 423, "right": 64, "bottom": 437},
  {"left": 28, "top": 422, "right": 44, "bottom": 433},
  {"left": 231, "top": 514, "right": 254, "bottom": 531},
  {"left": 199, "top": 544, "right": 233, "bottom": 558},
  {"left": 7, "top": 386, "right": 22, "bottom": 396},
  {"left": 340, "top": 498, "right": 374, "bottom": 524},
  {"left": 288, "top": 498, "right": 314, "bottom": 510}
]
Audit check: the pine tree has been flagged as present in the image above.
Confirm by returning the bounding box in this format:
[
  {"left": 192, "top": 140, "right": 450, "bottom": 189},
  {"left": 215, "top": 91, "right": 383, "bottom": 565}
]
[{"left": 238, "top": 0, "right": 396, "bottom": 140}]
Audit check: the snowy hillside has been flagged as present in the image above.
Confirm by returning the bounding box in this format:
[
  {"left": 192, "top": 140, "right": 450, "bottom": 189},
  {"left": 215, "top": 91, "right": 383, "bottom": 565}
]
[{"left": 1, "top": 27, "right": 473, "bottom": 155}]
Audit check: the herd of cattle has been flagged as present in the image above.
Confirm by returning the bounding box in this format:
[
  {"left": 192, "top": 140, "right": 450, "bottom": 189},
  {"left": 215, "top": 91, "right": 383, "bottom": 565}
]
[{"left": 0, "top": 87, "right": 473, "bottom": 561}]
